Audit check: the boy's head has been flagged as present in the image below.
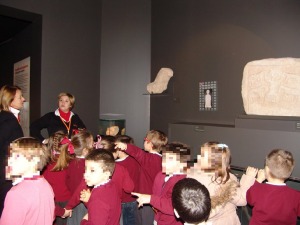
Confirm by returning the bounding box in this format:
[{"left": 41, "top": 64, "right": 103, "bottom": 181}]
[
  {"left": 144, "top": 130, "right": 168, "bottom": 152},
  {"left": 265, "top": 149, "right": 294, "bottom": 181},
  {"left": 6, "top": 137, "right": 50, "bottom": 180},
  {"left": 84, "top": 149, "right": 115, "bottom": 187},
  {"left": 100, "top": 135, "right": 116, "bottom": 151},
  {"left": 172, "top": 178, "right": 211, "bottom": 224},
  {"left": 162, "top": 142, "right": 191, "bottom": 175}
]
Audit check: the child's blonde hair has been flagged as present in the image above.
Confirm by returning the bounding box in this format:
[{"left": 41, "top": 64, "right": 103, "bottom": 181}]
[
  {"left": 145, "top": 130, "right": 168, "bottom": 152},
  {"left": 48, "top": 130, "right": 74, "bottom": 171},
  {"left": 9, "top": 137, "right": 50, "bottom": 171},
  {"left": 265, "top": 149, "right": 294, "bottom": 180},
  {"left": 200, "top": 141, "right": 231, "bottom": 184},
  {"left": 71, "top": 130, "right": 94, "bottom": 156}
]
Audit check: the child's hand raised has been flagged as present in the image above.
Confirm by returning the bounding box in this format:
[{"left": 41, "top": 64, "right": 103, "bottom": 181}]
[
  {"left": 246, "top": 166, "right": 258, "bottom": 178},
  {"left": 256, "top": 169, "right": 266, "bottom": 183},
  {"left": 132, "top": 192, "right": 151, "bottom": 208},
  {"left": 115, "top": 142, "right": 127, "bottom": 151},
  {"left": 80, "top": 189, "right": 91, "bottom": 203}
]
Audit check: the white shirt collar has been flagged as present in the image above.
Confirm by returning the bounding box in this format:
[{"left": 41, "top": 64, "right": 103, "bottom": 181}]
[
  {"left": 9, "top": 107, "right": 20, "bottom": 119},
  {"left": 94, "top": 179, "right": 110, "bottom": 188},
  {"left": 266, "top": 182, "right": 286, "bottom": 186}
]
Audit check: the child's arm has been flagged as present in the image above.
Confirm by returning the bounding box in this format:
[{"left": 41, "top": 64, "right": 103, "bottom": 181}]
[
  {"left": 65, "top": 179, "right": 88, "bottom": 210},
  {"left": 230, "top": 166, "right": 258, "bottom": 206},
  {"left": 131, "top": 192, "right": 151, "bottom": 207},
  {"left": 80, "top": 198, "right": 110, "bottom": 225},
  {"left": 115, "top": 143, "right": 146, "bottom": 164}
]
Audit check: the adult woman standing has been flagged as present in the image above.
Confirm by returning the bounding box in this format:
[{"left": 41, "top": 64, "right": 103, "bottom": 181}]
[
  {"left": 0, "top": 85, "right": 25, "bottom": 216},
  {"left": 30, "top": 92, "right": 86, "bottom": 143}
]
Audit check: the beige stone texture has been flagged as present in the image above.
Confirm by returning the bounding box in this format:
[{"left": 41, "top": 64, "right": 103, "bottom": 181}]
[
  {"left": 242, "top": 58, "right": 300, "bottom": 116},
  {"left": 147, "top": 68, "right": 173, "bottom": 94}
]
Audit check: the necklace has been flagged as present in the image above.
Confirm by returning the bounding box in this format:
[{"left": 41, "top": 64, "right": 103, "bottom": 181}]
[{"left": 60, "top": 116, "right": 72, "bottom": 135}]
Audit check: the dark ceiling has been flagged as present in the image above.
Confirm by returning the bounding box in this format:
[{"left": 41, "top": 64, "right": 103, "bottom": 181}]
[{"left": 0, "top": 15, "right": 31, "bottom": 46}]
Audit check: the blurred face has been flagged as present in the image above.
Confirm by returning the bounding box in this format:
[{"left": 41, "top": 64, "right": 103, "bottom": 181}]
[
  {"left": 10, "top": 89, "right": 25, "bottom": 110},
  {"left": 84, "top": 160, "right": 109, "bottom": 186},
  {"left": 6, "top": 152, "right": 31, "bottom": 179},
  {"left": 58, "top": 95, "right": 71, "bottom": 112},
  {"left": 200, "top": 147, "right": 212, "bottom": 170},
  {"left": 162, "top": 152, "right": 180, "bottom": 175}
]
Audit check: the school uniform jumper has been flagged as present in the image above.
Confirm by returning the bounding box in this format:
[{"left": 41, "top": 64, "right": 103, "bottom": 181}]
[
  {"left": 247, "top": 181, "right": 300, "bottom": 225},
  {"left": 80, "top": 180, "right": 121, "bottom": 225},
  {"left": 150, "top": 172, "right": 186, "bottom": 225}
]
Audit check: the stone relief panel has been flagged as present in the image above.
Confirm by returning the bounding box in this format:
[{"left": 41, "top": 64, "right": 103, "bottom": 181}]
[{"left": 242, "top": 58, "right": 300, "bottom": 116}]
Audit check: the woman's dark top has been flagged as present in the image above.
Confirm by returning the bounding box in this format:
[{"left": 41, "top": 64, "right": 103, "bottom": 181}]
[
  {"left": 30, "top": 110, "right": 86, "bottom": 142},
  {"left": 0, "top": 110, "right": 24, "bottom": 215}
]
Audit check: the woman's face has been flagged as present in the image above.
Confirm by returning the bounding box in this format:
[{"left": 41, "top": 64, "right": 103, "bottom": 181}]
[
  {"left": 58, "top": 95, "right": 71, "bottom": 112},
  {"left": 10, "top": 89, "right": 25, "bottom": 110}
]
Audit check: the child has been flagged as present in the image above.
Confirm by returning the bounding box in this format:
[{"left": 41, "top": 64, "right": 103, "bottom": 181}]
[
  {"left": 187, "top": 142, "right": 257, "bottom": 225},
  {"left": 100, "top": 135, "right": 116, "bottom": 150},
  {"left": 64, "top": 145, "right": 134, "bottom": 219},
  {"left": 81, "top": 149, "right": 121, "bottom": 225},
  {"left": 0, "top": 137, "right": 55, "bottom": 225},
  {"left": 172, "top": 178, "right": 211, "bottom": 225},
  {"left": 42, "top": 130, "right": 74, "bottom": 225},
  {"left": 115, "top": 130, "right": 168, "bottom": 225},
  {"left": 64, "top": 130, "right": 94, "bottom": 225},
  {"left": 246, "top": 149, "right": 300, "bottom": 225},
  {"left": 131, "top": 142, "right": 191, "bottom": 225},
  {"left": 114, "top": 135, "right": 140, "bottom": 225}
]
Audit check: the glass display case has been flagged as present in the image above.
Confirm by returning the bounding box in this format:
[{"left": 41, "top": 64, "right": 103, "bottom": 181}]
[{"left": 99, "top": 114, "right": 126, "bottom": 136}]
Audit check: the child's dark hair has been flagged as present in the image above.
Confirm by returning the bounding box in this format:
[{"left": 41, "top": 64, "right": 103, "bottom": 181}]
[
  {"left": 172, "top": 178, "right": 211, "bottom": 224},
  {"left": 47, "top": 130, "right": 74, "bottom": 171},
  {"left": 9, "top": 137, "right": 50, "bottom": 171},
  {"left": 100, "top": 135, "right": 116, "bottom": 151},
  {"left": 85, "top": 149, "right": 115, "bottom": 176},
  {"left": 115, "top": 135, "right": 134, "bottom": 145}
]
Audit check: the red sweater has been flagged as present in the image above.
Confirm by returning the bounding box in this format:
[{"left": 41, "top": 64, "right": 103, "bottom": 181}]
[
  {"left": 66, "top": 158, "right": 85, "bottom": 194},
  {"left": 42, "top": 162, "right": 71, "bottom": 202},
  {"left": 126, "top": 144, "right": 162, "bottom": 194},
  {"left": 116, "top": 155, "right": 140, "bottom": 202},
  {"left": 80, "top": 180, "right": 121, "bottom": 225},
  {"left": 247, "top": 181, "right": 300, "bottom": 225},
  {"left": 150, "top": 172, "right": 186, "bottom": 225},
  {"left": 66, "top": 163, "right": 134, "bottom": 209}
]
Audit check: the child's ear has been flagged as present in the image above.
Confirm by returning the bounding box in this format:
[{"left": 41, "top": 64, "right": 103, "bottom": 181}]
[{"left": 174, "top": 209, "right": 180, "bottom": 219}]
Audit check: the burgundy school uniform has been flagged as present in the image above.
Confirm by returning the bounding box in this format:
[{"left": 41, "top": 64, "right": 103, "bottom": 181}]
[
  {"left": 80, "top": 180, "right": 121, "bottom": 225},
  {"left": 66, "top": 163, "right": 134, "bottom": 209},
  {"left": 150, "top": 172, "right": 186, "bottom": 225},
  {"left": 43, "top": 162, "right": 71, "bottom": 202},
  {"left": 116, "top": 156, "right": 140, "bottom": 202},
  {"left": 126, "top": 144, "right": 162, "bottom": 194},
  {"left": 66, "top": 158, "right": 85, "bottom": 194},
  {"left": 247, "top": 181, "right": 300, "bottom": 225},
  {"left": 42, "top": 161, "right": 71, "bottom": 216}
]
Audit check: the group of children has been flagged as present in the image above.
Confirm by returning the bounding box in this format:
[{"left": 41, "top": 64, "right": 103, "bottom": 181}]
[{"left": 0, "top": 129, "right": 300, "bottom": 225}]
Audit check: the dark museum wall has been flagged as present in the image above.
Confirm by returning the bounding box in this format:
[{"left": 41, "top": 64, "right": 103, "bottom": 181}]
[
  {"left": 0, "top": 0, "right": 102, "bottom": 135},
  {"left": 0, "top": 7, "right": 42, "bottom": 122},
  {"left": 150, "top": 0, "right": 300, "bottom": 133}
]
